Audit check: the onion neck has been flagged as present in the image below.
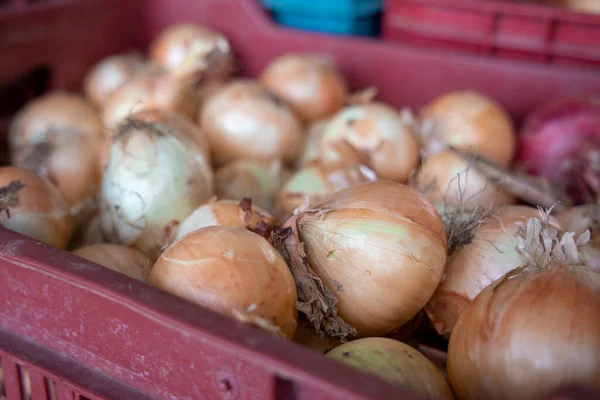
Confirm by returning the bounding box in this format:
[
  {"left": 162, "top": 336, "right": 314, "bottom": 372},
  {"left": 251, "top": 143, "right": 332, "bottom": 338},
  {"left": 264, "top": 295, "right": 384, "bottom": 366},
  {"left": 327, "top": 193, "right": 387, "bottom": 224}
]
[{"left": 0, "top": 180, "right": 25, "bottom": 219}]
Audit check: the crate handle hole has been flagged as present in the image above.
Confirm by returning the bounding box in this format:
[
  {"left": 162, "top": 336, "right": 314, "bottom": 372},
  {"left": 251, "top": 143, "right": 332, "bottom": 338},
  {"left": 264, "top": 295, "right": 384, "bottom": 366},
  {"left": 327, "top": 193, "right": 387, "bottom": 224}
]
[
  {"left": 45, "top": 377, "right": 58, "bottom": 400},
  {"left": 18, "top": 365, "right": 31, "bottom": 400}
]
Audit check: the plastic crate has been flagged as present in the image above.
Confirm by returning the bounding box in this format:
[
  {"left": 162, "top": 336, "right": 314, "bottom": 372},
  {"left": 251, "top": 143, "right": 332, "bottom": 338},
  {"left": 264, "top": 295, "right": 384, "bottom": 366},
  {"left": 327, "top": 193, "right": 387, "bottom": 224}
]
[
  {"left": 1, "top": 0, "right": 600, "bottom": 399},
  {"left": 262, "top": 0, "right": 382, "bottom": 36},
  {"left": 382, "top": 0, "right": 600, "bottom": 68}
]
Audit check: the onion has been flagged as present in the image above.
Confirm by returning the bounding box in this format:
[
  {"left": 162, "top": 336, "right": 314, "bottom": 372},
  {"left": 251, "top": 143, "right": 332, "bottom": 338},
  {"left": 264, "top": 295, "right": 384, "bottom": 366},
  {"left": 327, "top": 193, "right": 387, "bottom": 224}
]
[
  {"left": 83, "top": 52, "right": 146, "bottom": 109},
  {"left": 175, "top": 198, "right": 277, "bottom": 242},
  {"left": 273, "top": 180, "right": 447, "bottom": 340},
  {"left": 150, "top": 226, "right": 298, "bottom": 338},
  {"left": 420, "top": 91, "right": 516, "bottom": 167},
  {"left": 320, "top": 102, "right": 420, "bottom": 182},
  {"left": 73, "top": 243, "right": 150, "bottom": 282},
  {"left": 425, "top": 206, "right": 561, "bottom": 337},
  {"left": 557, "top": 204, "right": 600, "bottom": 273},
  {"left": 447, "top": 217, "right": 600, "bottom": 400},
  {"left": 297, "top": 119, "right": 328, "bottom": 168},
  {"left": 100, "top": 110, "right": 214, "bottom": 258},
  {"left": 199, "top": 80, "right": 304, "bottom": 166},
  {"left": 327, "top": 338, "right": 454, "bottom": 400},
  {"left": 0, "top": 167, "right": 72, "bottom": 248},
  {"left": 259, "top": 54, "right": 348, "bottom": 123},
  {"left": 275, "top": 162, "right": 377, "bottom": 221},
  {"left": 560, "top": 0, "right": 600, "bottom": 13},
  {"left": 416, "top": 149, "right": 516, "bottom": 210},
  {"left": 516, "top": 97, "right": 600, "bottom": 205},
  {"left": 214, "top": 160, "right": 290, "bottom": 213},
  {"left": 149, "top": 23, "right": 234, "bottom": 81}
]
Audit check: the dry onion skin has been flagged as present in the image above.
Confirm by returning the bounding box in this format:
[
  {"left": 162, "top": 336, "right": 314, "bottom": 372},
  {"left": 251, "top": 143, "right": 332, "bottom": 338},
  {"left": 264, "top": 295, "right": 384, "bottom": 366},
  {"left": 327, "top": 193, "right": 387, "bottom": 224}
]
[
  {"left": 174, "top": 198, "right": 278, "bottom": 242},
  {"left": 447, "top": 217, "right": 600, "bottom": 400},
  {"left": 416, "top": 149, "right": 516, "bottom": 210},
  {"left": 273, "top": 180, "right": 447, "bottom": 340},
  {"left": 100, "top": 110, "right": 214, "bottom": 258},
  {"left": 425, "top": 206, "right": 562, "bottom": 337},
  {"left": 73, "top": 243, "right": 150, "bottom": 282},
  {"left": 557, "top": 204, "right": 600, "bottom": 273},
  {"left": 149, "top": 23, "right": 234, "bottom": 81},
  {"left": 0, "top": 167, "right": 72, "bottom": 248},
  {"left": 420, "top": 90, "right": 516, "bottom": 167},
  {"left": 327, "top": 338, "right": 454, "bottom": 400},
  {"left": 320, "top": 102, "right": 420, "bottom": 182},
  {"left": 297, "top": 119, "right": 328, "bottom": 169},
  {"left": 200, "top": 80, "right": 304, "bottom": 166},
  {"left": 150, "top": 226, "right": 298, "bottom": 339},
  {"left": 293, "top": 317, "right": 341, "bottom": 354},
  {"left": 275, "top": 162, "right": 377, "bottom": 221},
  {"left": 259, "top": 54, "right": 348, "bottom": 123},
  {"left": 83, "top": 52, "right": 146, "bottom": 109},
  {"left": 215, "top": 160, "right": 290, "bottom": 213}
]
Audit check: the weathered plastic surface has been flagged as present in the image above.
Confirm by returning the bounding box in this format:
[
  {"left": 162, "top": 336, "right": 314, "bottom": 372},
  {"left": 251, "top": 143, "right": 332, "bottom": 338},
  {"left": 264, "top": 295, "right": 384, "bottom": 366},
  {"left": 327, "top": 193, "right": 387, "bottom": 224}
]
[
  {"left": 383, "top": 0, "right": 600, "bottom": 68},
  {"left": 1, "top": 0, "right": 600, "bottom": 399}
]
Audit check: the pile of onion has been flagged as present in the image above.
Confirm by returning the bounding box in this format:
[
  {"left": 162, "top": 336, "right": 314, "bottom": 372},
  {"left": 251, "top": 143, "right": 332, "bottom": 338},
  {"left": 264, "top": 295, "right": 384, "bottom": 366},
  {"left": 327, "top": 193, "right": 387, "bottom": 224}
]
[
  {"left": 327, "top": 338, "right": 454, "bottom": 400},
  {"left": 100, "top": 110, "right": 214, "bottom": 258},
  {"left": 416, "top": 149, "right": 516, "bottom": 210},
  {"left": 9, "top": 93, "right": 105, "bottom": 220},
  {"left": 73, "top": 243, "right": 150, "bottom": 282},
  {"left": 150, "top": 226, "right": 298, "bottom": 338},
  {"left": 0, "top": 167, "right": 72, "bottom": 248},
  {"left": 447, "top": 216, "right": 600, "bottom": 400},
  {"left": 425, "top": 206, "right": 561, "bottom": 337},
  {"left": 83, "top": 52, "right": 146, "bottom": 109},
  {"left": 199, "top": 80, "right": 304, "bottom": 166},
  {"left": 557, "top": 204, "right": 600, "bottom": 273},
  {"left": 273, "top": 180, "right": 447, "bottom": 340},
  {"left": 259, "top": 54, "right": 348, "bottom": 123},
  {"left": 214, "top": 160, "right": 290, "bottom": 213},
  {"left": 320, "top": 101, "right": 420, "bottom": 183},
  {"left": 420, "top": 90, "right": 516, "bottom": 167}
]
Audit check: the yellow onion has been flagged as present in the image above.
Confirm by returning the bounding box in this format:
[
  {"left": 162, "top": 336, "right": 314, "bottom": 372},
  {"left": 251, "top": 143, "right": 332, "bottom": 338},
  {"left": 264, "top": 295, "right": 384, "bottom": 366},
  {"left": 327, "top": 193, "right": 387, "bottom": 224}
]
[
  {"left": 174, "top": 198, "right": 277, "bottom": 242},
  {"left": 73, "top": 243, "right": 150, "bottom": 282},
  {"left": 426, "top": 206, "right": 561, "bottom": 337},
  {"left": 150, "top": 226, "right": 298, "bottom": 338},
  {"left": 259, "top": 54, "right": 348, "bottom": 123},
  {"left": 447, "top": 217, "right": 600, "bottom": 400},
  {"left": 273, "top": 180, "right": 447, "bottom": 340},
  {"left": 416, "top": 149, "right": 516, "bottom": 210},
  {"left": 557, "top": 204, "right": 600, "bottom": 273},
  {"left": 214, "top": 160, "right": 290, "bottom": 213},
  {"left": 100, "top": 110, "right": 214, "bottom": 258},
  {"left": 0, "top": 167, "right": 72, "bottom": 248},
  {"left": 320, "top": 102, "right": 420, "bottom": 182},
  {"left": 297, "top": 119, "right": 328, "bottom": 168},
  {"left": 83, "top": 52, "right": 146, "bottom": 109},
  {"left": 275, "top": 162, "right": 377, "bottom": 221},
  {"left": 327, "top": 338, "right": 454, "bottom": 400},
  {"left": 199, "top": 80, "right": 304, "bottom": 166},
  {"left": 420, "top": 91, "right": 516, "bottom": 167}
]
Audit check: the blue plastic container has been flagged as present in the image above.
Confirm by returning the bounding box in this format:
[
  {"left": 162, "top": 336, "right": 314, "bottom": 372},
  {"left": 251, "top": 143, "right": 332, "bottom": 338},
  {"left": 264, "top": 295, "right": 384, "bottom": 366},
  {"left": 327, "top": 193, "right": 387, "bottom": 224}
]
[{"left": 262, "top": 0, "right": 382, "bottom": 36}]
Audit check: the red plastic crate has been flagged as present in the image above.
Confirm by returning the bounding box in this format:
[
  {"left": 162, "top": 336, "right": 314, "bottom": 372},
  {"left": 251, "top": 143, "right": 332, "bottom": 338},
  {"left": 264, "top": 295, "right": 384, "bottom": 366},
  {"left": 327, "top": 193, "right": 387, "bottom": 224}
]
[
  {"left": 382, "top": 0, "right": 600, "bottom": 68},
  {"left": 1, "top": 0, "right": 600, "bottom": 399}
]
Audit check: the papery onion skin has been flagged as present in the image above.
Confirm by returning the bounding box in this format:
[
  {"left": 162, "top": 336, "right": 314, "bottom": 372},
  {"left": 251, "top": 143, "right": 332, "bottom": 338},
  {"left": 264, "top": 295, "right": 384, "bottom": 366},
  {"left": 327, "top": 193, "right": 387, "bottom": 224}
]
[
  {"left": 73, "top": 243, "right": 150, "bottom": 282},
  {"left": 83, "top": 53, "right": 146, "bottom": 109},
  {"left": 426, "top": 206, "right": 562, "bottom": 337},
  {"left": 447, "top": 263, "right": 600, "bottom": 400},
  {"left": 557, "top": 205, "right": 600, "bottom": 273},
  {"left": 293, "top": 317, "right": 341, "bottom": 354},
  {"left": 321, "top": 102, "right": 420, "bottom": 182},
  {"left": 285, "top": 180, "right": 447, "bottom": 338},
  {"left": 175, "top": 199, "right": 276, "bottom": 241},
  {"left": 200, "top": 80, "right": 304, "bottom": 166},
  {"left": 0, "top": 167, "right": 72, "bottom": 248},
  {"left": 150, "top": 226, "right": 298, "bottom": 338},
  {"left": 259, "top": 54, "right": 348, "bottom": 123},
  {"left": 416, "top": 149, "right": 516, "bottom": 210},
  {"left": 100, "top": 110, "right": 214, "bottom": 258},
  {"left": 327, "top": 338, "right": 454, "bottom": 400},
  {"left": 420, "top": 91, "right": 516, "bottom": 167},
  {"left": 275, "top": 162, "right": 376, "bottom": 221}
]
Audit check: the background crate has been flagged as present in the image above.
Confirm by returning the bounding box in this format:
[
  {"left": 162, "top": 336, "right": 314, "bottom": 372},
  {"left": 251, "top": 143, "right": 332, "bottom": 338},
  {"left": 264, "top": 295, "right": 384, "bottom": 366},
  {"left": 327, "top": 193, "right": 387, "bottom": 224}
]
[
  {"left": 382, "top": 0, "right": 600, "bottom": 68},
  {"left": 1, "top": 0, "right": 600, "bottom": 399}
]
